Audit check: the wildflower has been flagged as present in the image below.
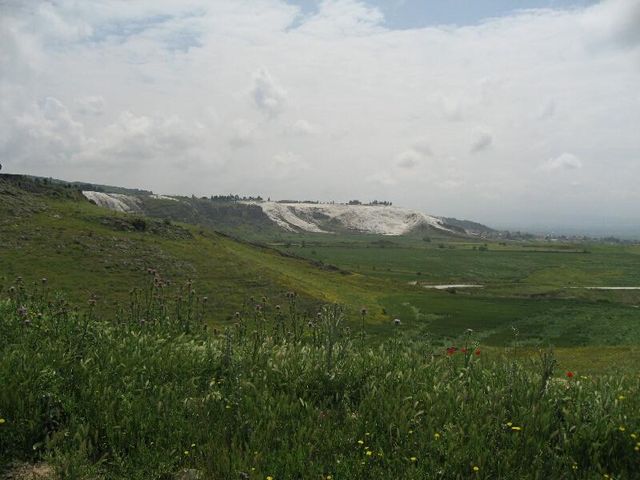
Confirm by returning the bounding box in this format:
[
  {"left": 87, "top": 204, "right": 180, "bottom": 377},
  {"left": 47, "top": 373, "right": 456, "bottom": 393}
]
[
  {"left": 410, "top": 457, "right": 417, "bottom": 462},
  {"left": 0, "top": 418, "right": 5, "bottom": 425},
  {"left": 511, "top": 426, "right": 522, "bottom": 431},
  {"left": 475, "top": 348, "right": 481, "bottom": 356},
  {"left": 434, "top": 432, "right": 441, "bottom": 440},
  {"left": 618, "top": 395, "right": 625, "bottom": 400},
  {"left": 357, "top": 440, "right": 364, "bottom": 445},
  {"left": 473, "top": 466, "right": 480, "bottom": 472},
  {"left": 619, "top": 426, "right": 626, "bottom": 432},
  {"left": 631, "top": 433, "right": 637, "bottom": 439},
  {"left": 360, "top": 308, "right": 367, "bottom": 315},
  {"left": 183, "top": 451, "right": 189, "bottom": 456},
  {"left": 446, "top": 346, "right": 457, "bottom": 356},
  {"left": 326, "top": 476, "right": 333, "bottom": 480},
  {"left": 366, "top": 451, "right": 373, "bottom": 456},
  {"left": 266, "top": 476, "right": 273, "bottom": 480},
  {"left": 506, "top": 422, "right": 513, "bottom": 427},
  {"left": 566, "top": 371, "right": 574, "bottom": 378},
  {"left": 394, "top": 318, "right": 401, "bottom": 326},
  {"left": 191, "top": 443, "right": 196, "bottom": 448},
  {"left": 572, "top": 464, "right": 578, "bottom": 470}
]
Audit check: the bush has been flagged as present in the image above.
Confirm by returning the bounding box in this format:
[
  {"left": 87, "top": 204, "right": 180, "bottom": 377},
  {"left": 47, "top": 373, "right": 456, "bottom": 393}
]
[{"left": 1, "top": 279, "right": 639, "bottom": 479}]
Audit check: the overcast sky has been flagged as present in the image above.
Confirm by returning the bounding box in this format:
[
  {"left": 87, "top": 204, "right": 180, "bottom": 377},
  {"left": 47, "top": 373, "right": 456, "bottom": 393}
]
[{"left": 1, "top": 0, "right": 639, "bottom": 231}]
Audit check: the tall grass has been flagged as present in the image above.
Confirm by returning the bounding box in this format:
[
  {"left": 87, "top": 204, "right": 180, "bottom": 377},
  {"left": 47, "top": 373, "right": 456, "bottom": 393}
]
[{"left": 1, "top": 276, "right": 639, "bottom": 479}]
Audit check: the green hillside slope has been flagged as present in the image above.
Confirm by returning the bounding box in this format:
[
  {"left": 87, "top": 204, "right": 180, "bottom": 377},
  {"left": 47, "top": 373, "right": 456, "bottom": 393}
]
[{"left": 0, "top": 175, "right": 383, "bottom": 324}]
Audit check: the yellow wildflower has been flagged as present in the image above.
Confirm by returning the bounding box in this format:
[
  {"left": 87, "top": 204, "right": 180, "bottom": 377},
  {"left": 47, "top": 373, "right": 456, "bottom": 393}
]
[
  {"left": 618, "top": 395, "right": 625, "bottom": 400},
  {"left": 511, "top": 426, "right": 522, "bottom": 431},
  {"left": 473, "top": 466, "right": 480, "bottom": 472},
  {"left": 410, "top": 457, "right": 417, "bottom": 462},
  {"left": 434, "top": 432, "right": 441, "bottom": 440},
  {"left": 619, "top": 426, "right": 626, "bottom": 432},
  {"left": 506, "top": 422, "right": 513, "bottom": 427},
  {"left": 183, "top": 451, "right": 189, "bottom": 456},
  {"left": 266, "top": 476, "right": 273, "bottom": 480},
  {"left": 366, "top": 451, "right": 372, "bottom": 457},
  {"left": 357, "top": 440, "right": 364, "bottom": 445},
  {"left": 630, "top": 433, "right": 637, "bottom": 439},
  {"left": 0, "top": 418, "right": 5, "bottom": 425},
  {"left": 572, "top": 464, "right": 578, "bottom": 470}
]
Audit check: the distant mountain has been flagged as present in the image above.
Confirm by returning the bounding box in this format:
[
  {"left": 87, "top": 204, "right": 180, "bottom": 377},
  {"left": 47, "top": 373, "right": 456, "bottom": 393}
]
[
  {"left": 81, "top": 189, "right": 493, "bottom": 238},
  {"left": 246, "top": 201, "right": 460, "bottom": 236}
]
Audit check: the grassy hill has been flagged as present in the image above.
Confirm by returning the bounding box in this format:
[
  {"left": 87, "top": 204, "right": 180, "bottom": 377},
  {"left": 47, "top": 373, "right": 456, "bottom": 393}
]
[
  {"left": 2, "top": 174, "right": 640, "bottom": 374},
  {"left": 2, "top": 173, "right": 640, "bottom": 478},
  {"left": 0, "top": 175, "right": 383, "bottom": 325}
]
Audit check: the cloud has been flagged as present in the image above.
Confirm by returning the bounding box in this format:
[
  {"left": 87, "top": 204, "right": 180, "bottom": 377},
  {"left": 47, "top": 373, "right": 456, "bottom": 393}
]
[
  {"left": 581, "top": 0, "right": 640, "bottom": 48},
  {"left": 2, "top": 96, "right": 205, "bottom": 175},
  {"left": 469, "top": 128, "right": 492, "bottom": 153},
  {"left": 288, "top": 119, "right": 316, "bottom": 136},
  {"left": 250, "top": 68, "right": 287, "bottom": 117},
  {"left": 395, "top": 150, "right": 421, "bottom": 169},
  {"left": 537, "top": 99, "right": 556, "bottom": 120},
  {"left": 228, "top": 119, "right": 257, "bottom": 148},
  {"left": 541, "top": 153, "right": 583, "bottom": 172},
  {"left": 439, "top": 96, "right": 464, "bottom": 121},
  {"left": 75, "top": 95, "right": 106, "bottom": 115},
  {"left": 365, "top": 171, "right": 397, "bottom": 186},
  {"left": 270, "top": 151, "right": 308, "bottom": 179}
]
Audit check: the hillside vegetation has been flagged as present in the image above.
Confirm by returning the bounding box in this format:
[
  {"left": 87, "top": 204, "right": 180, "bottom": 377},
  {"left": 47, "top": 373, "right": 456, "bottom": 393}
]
[
  {"left": 0, "top": 175, "right": 383, "bottom": 324},
  {"left": 3, "top": 174, "right": 640, "bottom": 374},
  {"left": 1, "top": 282, "right": 639, "bottom": 479}
]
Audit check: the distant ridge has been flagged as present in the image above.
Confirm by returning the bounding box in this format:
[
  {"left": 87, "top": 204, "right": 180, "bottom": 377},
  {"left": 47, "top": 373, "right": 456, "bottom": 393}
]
[{"left": 3, "top": 174, "right": 495, "bottom": 238}]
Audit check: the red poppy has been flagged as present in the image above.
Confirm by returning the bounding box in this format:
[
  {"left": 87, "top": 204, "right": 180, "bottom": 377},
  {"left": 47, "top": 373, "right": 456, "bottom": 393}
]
[
  {"left": 566, "top": 371, "right": 574, "bottom": 378},
  {"left": 461, "top": 348, "right": 468, "bottom": 354},
  {"left": 474, "top": 349, "right": 481, "bottom": 356},
  {"left": 446, "top": 346, "right": 457, "bottom": 356}
]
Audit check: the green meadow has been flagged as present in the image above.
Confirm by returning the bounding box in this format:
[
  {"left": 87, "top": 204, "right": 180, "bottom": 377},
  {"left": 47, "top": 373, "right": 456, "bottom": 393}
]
[{"left": 2, "top": 175, "right": 640, "bottom": 478}]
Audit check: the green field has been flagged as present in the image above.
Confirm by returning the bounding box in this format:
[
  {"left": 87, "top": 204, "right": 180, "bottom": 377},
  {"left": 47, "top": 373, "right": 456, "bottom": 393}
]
[
  {"left": 2, "top": 173, "right": 640, "bottom": 375},
  {"left": 2, "top": 175, "right": 640, "bottom": 478}
]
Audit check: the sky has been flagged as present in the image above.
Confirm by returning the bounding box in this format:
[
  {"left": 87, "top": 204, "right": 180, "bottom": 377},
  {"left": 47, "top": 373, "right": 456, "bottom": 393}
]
[{"left": 1, "top": 0, "right": 639, "bottom": 233}]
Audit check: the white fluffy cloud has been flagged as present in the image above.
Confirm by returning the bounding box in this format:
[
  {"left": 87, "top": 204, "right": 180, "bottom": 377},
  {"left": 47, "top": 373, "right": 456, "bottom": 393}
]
[
  {"left": 251, "top": 69, "right": 287, "bottom": 117},
  {"left": 541, "top": 153, "right": 584, "bottom": 171},
  {"left": 75, "top": 96, "right": 106, "bottom": 116},
  {"left": 1, "top": 0, "right": 639, "bottom": 228}
]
